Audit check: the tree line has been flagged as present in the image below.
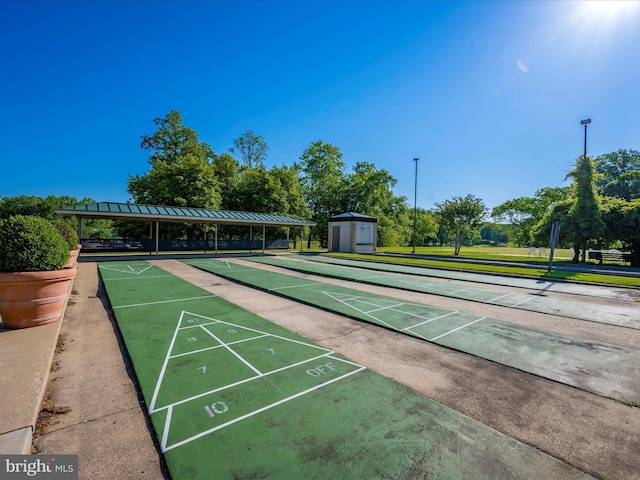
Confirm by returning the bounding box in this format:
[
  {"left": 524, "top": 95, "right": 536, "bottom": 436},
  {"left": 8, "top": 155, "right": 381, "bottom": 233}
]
[
  {"left": 1, "top": 110, "right": 638, "bottom": 266},
  {"left": 123, "top": 110, "right": 427, "bottom": 247}
]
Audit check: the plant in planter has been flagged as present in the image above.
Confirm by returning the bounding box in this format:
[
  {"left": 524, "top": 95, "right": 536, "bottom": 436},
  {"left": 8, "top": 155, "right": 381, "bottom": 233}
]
[
  {"left": 51, "top": 218, "right": 80, "bottom": 268},
  {"left": 0, "top": 215, "right": 77, "bottom": 329}
]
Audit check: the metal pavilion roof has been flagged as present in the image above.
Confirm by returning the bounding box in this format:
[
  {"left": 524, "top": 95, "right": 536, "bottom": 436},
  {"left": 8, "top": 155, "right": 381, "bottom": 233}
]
[{"left": 55, "top": 202, "right": 315, "bottom": 227}]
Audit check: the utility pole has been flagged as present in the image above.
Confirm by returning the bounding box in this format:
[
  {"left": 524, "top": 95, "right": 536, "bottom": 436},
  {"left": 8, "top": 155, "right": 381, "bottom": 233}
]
[{"left": 412, "top": 157, "right": 419, "bottom": 254}]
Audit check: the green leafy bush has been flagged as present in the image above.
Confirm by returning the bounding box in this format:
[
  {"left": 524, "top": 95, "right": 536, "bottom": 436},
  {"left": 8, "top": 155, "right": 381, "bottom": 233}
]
[
  {"left": 50, "top": 219, "right": 79, "bottom": 250},
  {"left": 0, "top": 215, "right": 69, "bottom": 272}
]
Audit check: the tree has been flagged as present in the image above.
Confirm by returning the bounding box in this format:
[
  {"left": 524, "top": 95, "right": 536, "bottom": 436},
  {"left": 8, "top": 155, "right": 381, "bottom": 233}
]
[
  {"left": 336, "top": 162, "right": 410, "bottom": 246},
  {"left": 130, "top": 112, "right": 219, "bottom": 207},
  {"left": 0, "top": 195, "right": 115, "bottom": 239},
  {"left": 414, "top": 208, "right": 439, "bottom": 246},
  {"left": 491, "top": 197, "right": 536, "bottom": 246},
  {"left": 530, "top": 199, "right": 573, "bottom": 252},
  {"left": 295, "top": 140, "right": 346, "bottom": 247},
  {"left": 0, "top": 195, "right": 79, "bottom": 220},
  {"left": 600, "top": 197, "right": 640, "bottom": 267},
  {"left": 127, "top": 111, "right": 221, "bottom": 239},
  {"left": 376, "top": 211, "right": 409, "bottom": 247},
  {"left": 212, "top": 152, "right": 241, "bottom": 210},
  {"left": 339, "top": 162, "right": 397, "bottom": 213},
  {"left": 269, "top": 165, "right": 311, "bottom": 219},
  {"left": 140, "top": 110, "right": 214, "bottom": 167},
  {"left": 229, "top": 130, "right": 269, "bottom": 168},
  {"left": 565, "top": 155, "right": 605, "bottom": 262},
  {"left": 434, "top": 195, "right": 487, "bottom": 255},
  {"left": 593, "top": 149, "right": 640, "bottom": 200},
  {"left": 491, "top": 187, "right": 572, "bottom": 246},
  {"left": 480, "top": 223, "right": 510, "bottom": 246}
]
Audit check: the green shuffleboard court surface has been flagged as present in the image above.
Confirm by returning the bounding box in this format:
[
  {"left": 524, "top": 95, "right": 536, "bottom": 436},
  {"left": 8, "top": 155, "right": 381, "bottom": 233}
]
[
  {"left": 266, "top": 255, "right": 639, "bottom": 329},
  {"left": 99, "top": 260, "right": 592, "bottom": 479},
  {"left": 184, "top": 258, "right": 640, "bottom": 406}
]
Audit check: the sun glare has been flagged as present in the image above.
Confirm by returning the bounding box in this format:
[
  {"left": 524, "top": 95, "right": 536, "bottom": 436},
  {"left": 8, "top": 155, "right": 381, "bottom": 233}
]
[
  {"left": 559, "top": 0, "right": 640, "bottom": 46},
  {"left": 578, "top": 0, "right": 639, "bottom": 22}
]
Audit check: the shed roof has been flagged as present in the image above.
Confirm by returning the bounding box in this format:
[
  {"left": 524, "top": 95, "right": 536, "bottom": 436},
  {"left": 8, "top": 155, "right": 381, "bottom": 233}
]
[
  {"left": 55, "top": 202, "right": 315, "bottom": 227},
  {"left": 328, "top": 212, "right": 377, "bottom": 223}
]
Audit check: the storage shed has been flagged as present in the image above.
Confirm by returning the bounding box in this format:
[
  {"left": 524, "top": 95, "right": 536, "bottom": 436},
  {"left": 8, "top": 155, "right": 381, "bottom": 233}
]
[{"left": 327, "top": 212, "right": 377, "bottom": 253}]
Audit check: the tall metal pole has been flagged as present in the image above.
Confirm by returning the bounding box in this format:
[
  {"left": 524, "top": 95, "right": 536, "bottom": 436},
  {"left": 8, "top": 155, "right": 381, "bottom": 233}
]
[
  {"left": 580, "top": 118, "right": 591, "bottom": 263},
  {"left": 412, "top": 157, "right": 419, "bottom": 254},
  {"left": 581, "top": 118, "right": 591, "bottom": 160}
]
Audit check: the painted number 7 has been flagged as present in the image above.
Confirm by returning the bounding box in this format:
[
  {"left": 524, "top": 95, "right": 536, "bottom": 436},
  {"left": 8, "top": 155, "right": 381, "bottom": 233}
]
[
  {"left": 196, "top": 366, "right": 207, "bottom": 375},
  {"left": 266, "top": 348, "right": 275, "bottom": 355}
]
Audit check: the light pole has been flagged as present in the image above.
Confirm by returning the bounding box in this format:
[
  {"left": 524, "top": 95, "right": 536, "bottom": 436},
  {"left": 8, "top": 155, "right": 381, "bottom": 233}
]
[
  {"left": 412, "top": 157, "right": 419, "bottom": 254},
  {"left": 581, "top": 118, "right": 591, "bottom": 160}
]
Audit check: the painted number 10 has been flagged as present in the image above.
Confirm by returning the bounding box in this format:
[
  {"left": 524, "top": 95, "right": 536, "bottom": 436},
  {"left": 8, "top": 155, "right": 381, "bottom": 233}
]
[{"left": 204, "top": 401, "right": 229, "bottom": 418}]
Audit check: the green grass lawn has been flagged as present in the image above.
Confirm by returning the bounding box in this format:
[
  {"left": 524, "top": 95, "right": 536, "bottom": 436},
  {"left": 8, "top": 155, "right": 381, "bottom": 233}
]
[{"left": 378, "top": 245, "right": 575, "bottom": 262}]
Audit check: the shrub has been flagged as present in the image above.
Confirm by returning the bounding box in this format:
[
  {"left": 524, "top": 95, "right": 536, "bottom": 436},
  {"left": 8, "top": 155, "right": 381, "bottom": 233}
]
[
  {"left": 0, "top": 215, "right": 69, "bottom": 272},
  {"left": 51, "top": 218, "right": 79, "bottom": 250}
]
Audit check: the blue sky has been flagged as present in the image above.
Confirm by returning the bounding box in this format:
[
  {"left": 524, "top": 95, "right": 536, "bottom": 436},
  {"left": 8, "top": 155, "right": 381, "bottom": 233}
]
[{"left": 2, "top": 0, "right": 639, "bottom": 213}]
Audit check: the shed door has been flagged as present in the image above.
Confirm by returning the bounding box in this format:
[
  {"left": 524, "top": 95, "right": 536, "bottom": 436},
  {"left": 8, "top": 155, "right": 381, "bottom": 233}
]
[{"left": 331, "top": 226, "right": 341, "bottom": 252}]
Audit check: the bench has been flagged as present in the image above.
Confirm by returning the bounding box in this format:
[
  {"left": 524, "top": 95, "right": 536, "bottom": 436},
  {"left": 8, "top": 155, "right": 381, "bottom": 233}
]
[
  {"left": 528, "top": 247, "right": 548, "bottom": 257},
  {"left": 588, "top": 250, "right": 631, "bottom": 265}
]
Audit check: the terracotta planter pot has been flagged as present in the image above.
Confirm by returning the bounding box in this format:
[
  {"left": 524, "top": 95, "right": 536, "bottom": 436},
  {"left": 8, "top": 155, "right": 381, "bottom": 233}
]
[
  {"left": 64, "top": 249, "right": 80, "bottom": 269},
  {"left": 0, "top": 268, "right": 77, "bottom": 329}
]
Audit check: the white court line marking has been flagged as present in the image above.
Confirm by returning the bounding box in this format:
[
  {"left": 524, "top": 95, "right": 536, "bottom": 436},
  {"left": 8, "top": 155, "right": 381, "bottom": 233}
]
[
  {"left": 149, "top": 312, "right": 185, "bottom": 412},
  {"left": 363, "top": 302, "right": 406, "bottom": 314},
  {"left": 112, "top": 295, "right": 216, "bottom": 309},
  {"left": 150, "top": 310, "right": 338, "bottom": 414},
  {"left": 511, "top": 295, "right": 541, "bottom": 307},
  {"left": 327, "top": 294, "right": 449, "bottom": 328},
  {"left": 201, "top": 326, "right": 263, "bottom": 376},
  {"left": 162, "top": 366, "right": 366, "bottom": 452},
  {"left": 323, "top": 292, "right": 397, "bottom": 329},
  {"left": 153, "top": 352, "right": 340, "bottom": 413},
  {"left": 396, "top": 278, "right": 452, "bottom": 293},
  {"left": 180, "top": 320, "right": 220, "bottom": 329},
  {"left": 169, "top": 334, "right": 270, "bottom": 359},
  {"left": 161, "top": 406, "right": 173, "bottom": 452},
  {"left": 486, "top": 291, "right": 516, "bottom": 303},
  {"left": 102, "top": 274, "right": 174, "bottom": 282},
  {"left": 99, "top": 264, "right": 154, "bottom": 275},
  {"left": 270, "top": 283, "right": 319, "bottom": 291},
  {"left": 357, "top": 274, "right": 390, "bottom": 281},
  {"left": 402, "top": 310, "right": 459, "bottom": 331},
  {"left": 429, "top": 317, "right": 486, "bottom": 341},
  {"left": 181, "top": 311, "right": 331, "bottom": 352},
  {"left": 448, "top": 286, "right": 474, "bottom": 295},
  {"left": 192, "top": 260, "right": 233, "bottom": 270}
]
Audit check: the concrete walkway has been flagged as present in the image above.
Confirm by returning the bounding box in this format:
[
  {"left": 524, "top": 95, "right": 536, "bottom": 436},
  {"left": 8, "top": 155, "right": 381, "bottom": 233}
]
[
  {"left": 0, "top": 311, "right": 61, "bottom": 453},
  {"left": 0, "top": 262, "right": 166, "bottom": 479}
]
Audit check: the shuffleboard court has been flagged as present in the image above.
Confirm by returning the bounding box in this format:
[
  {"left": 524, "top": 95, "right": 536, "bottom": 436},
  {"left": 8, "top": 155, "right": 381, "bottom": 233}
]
[
  {"left": 274, "top": 255, "right": 640, "bottom": 329},
  {"left": 98, "top": 260, "right": 592, "bottom": 479},
  {"left": 184, "top": 258, "right": 640, "bottom": 406}
]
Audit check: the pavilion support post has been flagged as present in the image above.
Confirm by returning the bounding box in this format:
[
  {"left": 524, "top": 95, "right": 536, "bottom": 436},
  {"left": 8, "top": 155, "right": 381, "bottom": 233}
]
[
  {"left": 149, "top": 222, "right": 153, "bottom": 255},
  {"left": 263, "top": 225, "right": 266, "bottom": 254},
  {"left": 215, "top": 224, "right": 218, "bottom": 254},
  {"left": 77, "top": 217, "right": 82, "bottom": 244},
  {"left": 155, "top": 220, "right": 159, "bottom": 256}
]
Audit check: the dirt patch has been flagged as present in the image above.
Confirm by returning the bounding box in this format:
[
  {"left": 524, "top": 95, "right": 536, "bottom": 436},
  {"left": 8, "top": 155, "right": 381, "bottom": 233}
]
[{"left": 32, "top": 391, "right": 71, "bottom": 452}]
